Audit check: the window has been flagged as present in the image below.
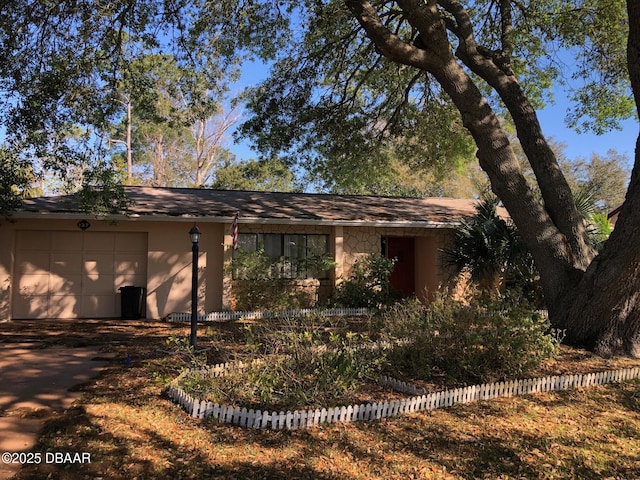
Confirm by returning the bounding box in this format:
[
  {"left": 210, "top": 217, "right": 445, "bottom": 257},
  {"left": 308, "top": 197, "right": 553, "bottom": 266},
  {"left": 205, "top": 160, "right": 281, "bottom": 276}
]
[{"left": 235, "top": 233, "right": 331, "bottom": 279}]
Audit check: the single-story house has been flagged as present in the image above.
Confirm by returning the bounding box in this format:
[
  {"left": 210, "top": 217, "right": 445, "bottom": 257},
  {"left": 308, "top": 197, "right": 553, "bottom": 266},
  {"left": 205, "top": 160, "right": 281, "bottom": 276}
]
[{"left": 0, "top": 186, "right": 481, "bottom": 320}]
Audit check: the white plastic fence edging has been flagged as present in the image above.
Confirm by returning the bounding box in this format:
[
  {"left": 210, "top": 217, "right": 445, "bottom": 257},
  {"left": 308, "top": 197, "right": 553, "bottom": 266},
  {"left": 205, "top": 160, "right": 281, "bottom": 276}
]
[
  {"left": 166, "top": 365, "right": 640, "bottom": 430},
  {"left": 166, "top": 307, "right": 370, "bottom": 323}
]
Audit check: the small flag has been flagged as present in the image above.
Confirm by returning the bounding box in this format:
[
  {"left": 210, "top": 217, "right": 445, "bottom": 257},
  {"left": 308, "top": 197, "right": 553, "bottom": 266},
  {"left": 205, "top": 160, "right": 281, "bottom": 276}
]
[{"left": 232, "top": 211, "right": 239, "bottom": 250}]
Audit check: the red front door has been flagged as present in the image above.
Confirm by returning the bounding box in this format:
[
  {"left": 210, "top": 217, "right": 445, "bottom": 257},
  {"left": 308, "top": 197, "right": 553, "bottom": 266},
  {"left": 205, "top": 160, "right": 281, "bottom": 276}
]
[{"left": 385, "top": 237, "right": 415, "bottom": 296}]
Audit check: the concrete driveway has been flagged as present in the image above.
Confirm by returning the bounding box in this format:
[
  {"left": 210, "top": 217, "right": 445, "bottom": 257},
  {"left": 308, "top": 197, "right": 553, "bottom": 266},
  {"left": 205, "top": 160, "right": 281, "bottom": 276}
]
[{"left": 0, "top": 342, "right": 109, "bottom": 480}]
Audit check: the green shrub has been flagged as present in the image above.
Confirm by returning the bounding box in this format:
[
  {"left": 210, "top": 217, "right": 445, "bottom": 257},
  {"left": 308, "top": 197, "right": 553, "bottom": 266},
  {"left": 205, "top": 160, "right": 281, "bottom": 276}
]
[
  {"left": 333, "top": 253, "right": 397, "bottom": 309},
  {"left": 178, "top": 315, "right": 384, "bottom": 410},
  {"left": 382, "top": 293, "right": 560, "bottom": 384},
  {"left": 176, "top": 293, "right": 560, "bottom": 411},
  {"left": 442, "top": 195, "right": 541, "bottom": 304},
  {"left": 163, "top": 335, "right": 208, "bottom": 368},
  {"left": 232, "top": 279, "right": 316, "bottom": 311},
  {"left": 228, "top": 249, "right": 335, "bottom": 310}
]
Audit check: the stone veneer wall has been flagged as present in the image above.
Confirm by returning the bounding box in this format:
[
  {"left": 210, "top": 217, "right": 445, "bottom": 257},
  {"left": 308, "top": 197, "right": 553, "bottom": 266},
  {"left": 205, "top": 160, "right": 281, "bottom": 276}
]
[{"left": 342, "top": 227, "right": 452, "bottom": 273}]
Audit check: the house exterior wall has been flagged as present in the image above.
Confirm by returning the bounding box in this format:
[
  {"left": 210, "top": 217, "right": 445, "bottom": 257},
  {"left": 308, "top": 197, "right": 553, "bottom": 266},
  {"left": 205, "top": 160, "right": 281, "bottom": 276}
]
[
  {"left": 145, "top": 221, "right": 224, "bottom": 318},
  {"left": 341, "top": 226, "right": 456, "bottom": 302},
  {"left": 0, "top": 222, "right": 14, "bottom": 320},
  {"left": 342, "top": 227, "right": 382, "bottom": 277},
  {"left": 0, "top": 218, "right": 225, "bottom": 320},
  {"left": 0, "top": 215, "right": 458, "bottom": 320}
]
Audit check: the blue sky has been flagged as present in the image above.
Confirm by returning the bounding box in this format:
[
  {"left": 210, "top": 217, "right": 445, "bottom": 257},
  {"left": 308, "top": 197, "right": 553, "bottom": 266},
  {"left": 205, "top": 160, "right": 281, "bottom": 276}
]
[{"left": 537, "top": 104, "right": 637, "bottom": 165}]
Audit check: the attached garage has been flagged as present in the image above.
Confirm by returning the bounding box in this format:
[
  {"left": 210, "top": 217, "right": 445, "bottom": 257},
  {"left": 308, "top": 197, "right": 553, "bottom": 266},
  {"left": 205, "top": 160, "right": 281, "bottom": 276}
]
[{"left": 12, "top": 230, "right": 147, "bottom": 319}]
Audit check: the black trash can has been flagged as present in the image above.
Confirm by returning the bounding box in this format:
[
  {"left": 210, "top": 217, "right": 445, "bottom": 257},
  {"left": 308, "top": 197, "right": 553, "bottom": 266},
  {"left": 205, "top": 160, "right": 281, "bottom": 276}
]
[{"left": 119, "top": 286, "right": 146, "bottom": 319}]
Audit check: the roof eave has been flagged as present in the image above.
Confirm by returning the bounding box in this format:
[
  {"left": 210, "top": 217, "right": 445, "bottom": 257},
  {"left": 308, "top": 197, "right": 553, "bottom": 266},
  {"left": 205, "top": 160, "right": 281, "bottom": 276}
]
[{"left": 10, "top": 211, "right": 460, "bottom": 228}]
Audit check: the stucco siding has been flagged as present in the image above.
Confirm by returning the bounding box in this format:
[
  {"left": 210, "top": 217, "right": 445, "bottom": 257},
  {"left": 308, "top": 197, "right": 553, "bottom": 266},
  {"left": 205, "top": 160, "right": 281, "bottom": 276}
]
[
  {"left": 0, "top": 224, "right": 14, "bottom": 320},
  {"left": 146, "top": 222, "right": 224, "bottom": 318},
  {"left": 1, "top": 206, "right": 461, "bottom": 320}
]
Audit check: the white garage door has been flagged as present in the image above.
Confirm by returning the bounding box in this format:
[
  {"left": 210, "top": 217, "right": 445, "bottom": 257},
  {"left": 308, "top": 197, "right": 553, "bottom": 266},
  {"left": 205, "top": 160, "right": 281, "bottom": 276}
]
[{"left": 13, "top": 230, "right": 148, "bottom": 319}]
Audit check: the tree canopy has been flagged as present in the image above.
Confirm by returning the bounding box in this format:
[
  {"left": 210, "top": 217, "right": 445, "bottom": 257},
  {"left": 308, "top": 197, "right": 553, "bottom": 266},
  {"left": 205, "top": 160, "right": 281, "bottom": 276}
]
[
  {"left": 0, "top": 0, "right": 288, "bottom": 193},
  {"left": 208, "top": 157, "right": 302, "bottom": 192},
  {"left": 1, "top": 1, "right": 634, "bottom": 195}
]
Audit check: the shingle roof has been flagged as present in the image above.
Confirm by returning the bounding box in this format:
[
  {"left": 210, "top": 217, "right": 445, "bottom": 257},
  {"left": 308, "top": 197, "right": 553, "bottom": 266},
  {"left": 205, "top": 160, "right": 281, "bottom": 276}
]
[{"left": 18, "top": 186, "right": 483, "bottom": 227}]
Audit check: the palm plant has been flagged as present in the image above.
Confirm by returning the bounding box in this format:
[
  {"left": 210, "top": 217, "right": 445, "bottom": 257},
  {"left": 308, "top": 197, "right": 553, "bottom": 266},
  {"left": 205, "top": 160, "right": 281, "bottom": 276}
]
[
  {"left": 573, "top": 185, "right": 614, "bottom": 251},
  {"left": 443, "top": 195, "right": 538, "bottom": 299}
]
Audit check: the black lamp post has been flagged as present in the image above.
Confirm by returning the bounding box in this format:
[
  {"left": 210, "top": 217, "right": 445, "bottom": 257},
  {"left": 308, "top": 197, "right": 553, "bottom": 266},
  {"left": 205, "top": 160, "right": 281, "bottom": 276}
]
[{"left": 189, "top": 224, "right": 201, "bottom": 348}]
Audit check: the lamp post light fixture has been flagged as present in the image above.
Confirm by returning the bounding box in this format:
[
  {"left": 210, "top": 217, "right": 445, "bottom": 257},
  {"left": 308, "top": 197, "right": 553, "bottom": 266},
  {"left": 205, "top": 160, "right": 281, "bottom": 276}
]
[{"left": 189, "top": 224, "right": 201, "bottom": 348}]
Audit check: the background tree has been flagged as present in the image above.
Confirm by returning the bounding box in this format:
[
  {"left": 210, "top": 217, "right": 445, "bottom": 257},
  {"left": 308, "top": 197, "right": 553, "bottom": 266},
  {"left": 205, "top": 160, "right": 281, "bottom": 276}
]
[
  {"left": 0, "top": 148, "right": 33, "bottom": 216},
  {"left": 189, "top": 107, "right": 239, "bottom": 187},
  {"left": 560, "top": 150, "right": 630, "bottom": 212},
  {"left": 310, "top": 131, "right": 485, "bottom": 196},
  {"left": 105, "top": 52, "right": 237, "bottom": 187},
  {"left": 120, "top": 53, "right": 195, "bottom": 187},
  {"left": 0, "top": 0, "right": 251, "bottom": 193},
  {"left": 209, "top": 157, "right": 302, "bottom": 192}
]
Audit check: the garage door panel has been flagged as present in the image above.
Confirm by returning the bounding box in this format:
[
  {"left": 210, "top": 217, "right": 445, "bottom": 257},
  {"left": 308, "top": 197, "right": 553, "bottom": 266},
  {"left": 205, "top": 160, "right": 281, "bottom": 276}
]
[
  {"left": 51, "top": 252, "right": 83, "bottom": 274},
  {"left": 81, "top": 295, "right": 117, "bottom": 318},
  {"left": 83, "top": 253, "right": 115, "bottom": 275},
  {"left": 115, "top": 274, "right": 146, "bottom": 288},
  {"left": 15, "top": 252, "right": 51, "bottom": 274},
  {"left": 49, "top": 274, "right": 82, "bottom": 295},
  {"left": 16, "top": 274, "right": 50, "bottom": 295},
  {"left": 16, "top": 231, "right": 51, "bottom": 250},
  {"left": 12, "top": 295, "right": 49, "bottom": 318},
  {"left": 84, "top": 274, "right": 116, "bottom": 294},
  {"left": 14, "top": 231, "right": 147, "bottom": 319},
  {"left": 115, "top": 253, "right": 147, "bottom": 274},
  {"left": 51, "top": 232, "right": 83, "bottom": 251},
  {"left": 84, "top": 232, "right": 115, "bottom": 251},
  {"left": 116, "top": 233, "right": 147, "bottom": 251},
  {"left": 48, "top": 295, "right": 79, "bottom": 318}
]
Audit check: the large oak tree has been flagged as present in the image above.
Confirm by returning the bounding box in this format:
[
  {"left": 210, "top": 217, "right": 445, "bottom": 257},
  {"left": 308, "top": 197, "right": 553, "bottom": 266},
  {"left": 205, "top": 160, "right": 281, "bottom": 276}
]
[
  {"left": 1, "top": 1, "right": 639, "bottom": 356},
  {"left": 340, "top": 0, "right": 640, "bottom": 357},
  {"left": 242, "top": 0, "right": 640, "bottom": 356}
]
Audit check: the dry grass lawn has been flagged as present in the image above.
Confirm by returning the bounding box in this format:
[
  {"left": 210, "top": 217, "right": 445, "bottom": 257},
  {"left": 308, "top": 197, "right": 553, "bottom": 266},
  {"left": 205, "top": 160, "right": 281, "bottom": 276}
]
[{"left": 2, "top": 318, "right": 640, "bottom": 480}]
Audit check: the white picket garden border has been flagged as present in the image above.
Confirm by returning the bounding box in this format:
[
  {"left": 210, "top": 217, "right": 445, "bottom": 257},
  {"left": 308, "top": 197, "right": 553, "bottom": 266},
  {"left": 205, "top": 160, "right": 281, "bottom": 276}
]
[
  {"left": 166, "top": 363, "right": 640, "bottom": 430},
  {"left": 166, "top": 307, "right": 370, "bottom": 323}
]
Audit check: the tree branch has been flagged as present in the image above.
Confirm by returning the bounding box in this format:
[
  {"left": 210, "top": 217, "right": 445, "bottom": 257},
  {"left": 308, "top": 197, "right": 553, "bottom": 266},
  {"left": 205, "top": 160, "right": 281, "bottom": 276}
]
[
  {"left": 344, "top": 0, "right": 437, "bottom": 71},
  {"left": 499, "top": 0, "right": 514, "bottom": 62}
]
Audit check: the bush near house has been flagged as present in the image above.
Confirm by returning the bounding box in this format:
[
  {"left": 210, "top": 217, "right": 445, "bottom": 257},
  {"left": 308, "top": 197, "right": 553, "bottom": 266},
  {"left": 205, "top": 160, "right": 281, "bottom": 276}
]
[
  {"left": 332, "top": 253, "right": 397, "bottom": 309},
  {"left": 228, "top": 249, "right": 336, "bottom": 310},
  {"left": 379, "top": 293, "right": 560, "bottom": 384}
]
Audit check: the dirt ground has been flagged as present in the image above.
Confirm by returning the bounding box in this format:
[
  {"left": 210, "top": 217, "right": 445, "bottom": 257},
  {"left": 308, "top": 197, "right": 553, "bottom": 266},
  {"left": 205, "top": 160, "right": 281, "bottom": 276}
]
[
  {"left": 0, "top": 319, "right": 191, "bottom": 480},
  {"left": 1, "top": 318, "right": 639, "bottom": 480}
]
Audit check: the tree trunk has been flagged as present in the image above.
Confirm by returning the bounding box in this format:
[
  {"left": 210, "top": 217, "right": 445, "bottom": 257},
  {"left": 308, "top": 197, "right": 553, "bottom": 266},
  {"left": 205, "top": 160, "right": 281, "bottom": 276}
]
[
  {"left": 555, "top": 0, "right": 640, "bottom": 357},
  {"left": 152, "top": 133, "right": 166, "bottom": 187},
  {"left": 440, "top": 0, "right": 595, "bottom": 269},
  {"left": 557, "top": 135, "right": 640, "bottom": 356},
  {"left": 126, "top": 96, "right": 133, "bottom": 181},
  {"left": 347, "top": 0, "right": 583, "bottom": 305}
]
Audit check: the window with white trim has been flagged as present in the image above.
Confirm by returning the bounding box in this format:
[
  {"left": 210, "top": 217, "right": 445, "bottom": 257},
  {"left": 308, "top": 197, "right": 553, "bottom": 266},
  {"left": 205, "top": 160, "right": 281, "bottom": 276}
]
[{"left": 235, "top": 233, "right": 331, "bottom": 279}]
